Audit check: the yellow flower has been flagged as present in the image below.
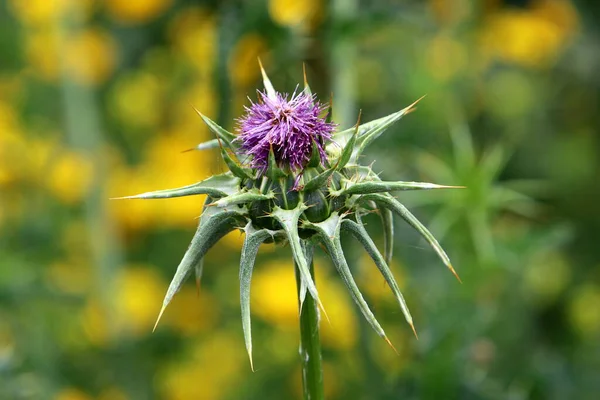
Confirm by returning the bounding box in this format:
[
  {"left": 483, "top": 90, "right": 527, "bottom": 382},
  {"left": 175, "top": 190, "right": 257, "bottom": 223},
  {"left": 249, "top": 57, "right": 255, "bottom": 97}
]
[
  {"left": 115, "top": 266, "right": 165, "bottom": 335},
  {"left": 480, "top": 1, "right": 579, "bottom": 68},
  {"left": 159, "top": 333, "right": 245, "bottom": 400},
  {"left": 568, "top": 284, "right": 600, "bottom": 337},
  {"left": 104, "top": 0, "right": 173, "bottom": 24},
  {"left": 109, "top": 71, "right": 163, "bottom": 130},
  {"left": 268, "top": 0, "right": 323, "bottom": 28},
  {"left": 168, "top": 8, "right": 216, "bottom": 74},
  {"left": 251, "top": 258, "right": 358, "bottom": 350},
  {"left": 24, "top": 27, "right": 61, "bottom": 81},
  {"left": 46, "top": 259, "right": 93, "bottom": 295},
  {"left": 63, "top": 28, "right": 117, "bottom": 86},
  {"left": 228, "top": 34, "right": 270, "bottom": 87},
  {"left": 162, "top": 287, "right": 219, "bottom": 336},
  {"left": 524, "top": 251, "right": 571, "bottom": 306},
  {"left": 425, "top": 34, "right": 468, "bottom": 82},
  {"left": 53, "top": 388, "right": 93, "bottom": 400},
  {"left": 8, "top": 0, "right": 94, "bottom": 26},
  {"left": 46, "top": 149, "right": 95, "bottom": 204}
]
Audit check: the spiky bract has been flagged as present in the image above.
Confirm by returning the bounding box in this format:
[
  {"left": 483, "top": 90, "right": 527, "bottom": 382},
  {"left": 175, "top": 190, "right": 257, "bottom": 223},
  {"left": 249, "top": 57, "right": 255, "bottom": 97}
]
[{"left": 117, "top": 64, "right": 463, "bottom": 368}]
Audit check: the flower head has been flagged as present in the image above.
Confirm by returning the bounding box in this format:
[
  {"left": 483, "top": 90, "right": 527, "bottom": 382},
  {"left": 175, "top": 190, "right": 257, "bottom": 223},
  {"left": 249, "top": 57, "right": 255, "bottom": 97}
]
[{"left": 237, "top": 90, "right": 335, "bottom": 173}]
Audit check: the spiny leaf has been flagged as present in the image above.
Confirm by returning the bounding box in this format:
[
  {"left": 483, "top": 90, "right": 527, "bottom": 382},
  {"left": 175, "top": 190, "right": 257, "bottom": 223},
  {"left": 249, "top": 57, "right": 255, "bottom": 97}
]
[
  {"left": 153, "top": 205, "right": 247, "bottom": 331},
  {"left": 240, "top": 221, "right": 279, "bottom": 371},
  {"left": 302, "top": 63, "right": 311, "bottom": 96},
  {"left": 341, "top": 217, "right": 417, "bottom": 338},
  {"left": 362, "top": 194, "right": 461, "bottom": 282},
  {"left": 210, "top": 189, "right": 274, "bottom": 208},
  {"left": 196, "top": 109, "right": 237, "bottom": 149},
  {"left": 332, "top": 180, "right": 465, "bottom": 196},
  {"left": 187, "top": 138, "right": 219, "bottom": 152},
  {"left": 335, "top": 110, "right": 361, "bottom": 170},
  {"left": 303, "top": 167, "right": 336, "bottom": 192},
  {"left": 271, "top": 205, "right": 327, "bottom": 318},
  {"left": 298, "top": 239, "right": 315, "bottom": 310},
  {"left": 112, "top": 173, "right": 241, "bottom": 200},
  {"left": 258, "top": 58, "right": 277, "bottom": 101},
  {"left": 303, "top": 213, "right": 394, "bottom": 347},
  {"left": 380, "top": 207, "right": 394, "bottom": 265},
  {"left": 353, "top": 97, "right": 422, "bottom": 162},
  {"left": 267, "top": 145, "right": 286, "bottom": 180},
  {"left": 218, "top": 138, "right": 254, "bottom": 179}
]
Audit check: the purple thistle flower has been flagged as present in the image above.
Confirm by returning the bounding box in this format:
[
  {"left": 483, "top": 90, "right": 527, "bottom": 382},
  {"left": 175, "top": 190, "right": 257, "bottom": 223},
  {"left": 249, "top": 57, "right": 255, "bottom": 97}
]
[{"left": 237, "top": 90, "right": 336, "bottom": 174}]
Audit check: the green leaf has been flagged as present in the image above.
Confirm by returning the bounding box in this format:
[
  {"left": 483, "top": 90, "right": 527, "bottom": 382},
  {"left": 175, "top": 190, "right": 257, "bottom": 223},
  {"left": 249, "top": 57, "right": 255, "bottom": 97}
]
[
  {"left": 219, "top": 140, "right": 254, "bottom": 179},
  {"left": 333, "top": 179, "right": 464, "bottom": 196},
  {"left": 361, "top": 194, "right": 461, "bottom": 282},
  {"left": 112, "top": 173, "right": 241, "bottom": 200},
  {"left": 271, "top": 205, "right": 326, "bottom": 316},
  {"left": 297, "top": 239, "right": 315, "bottom": 309},
  {"left": 306, "top": 139, "right": 322, "bottom": 168},
  {"left": 210, "top": 189, "right": 274, "bottom": 208},
  {"left": 196, "top": 110, "right": 237, "bottom": 149},
  {"left": 332, "top": 98, "right": 422, "bottom": 164},
  {"left": 341, "top": 217, "right": 417, "bottom": 337},
  {"left": 240, "top": 221, "right": 280, "bottom": 370},
  {"left": 258, "top": 58, "right": 277, "bottom": 101},
  {"left": 380, "top": 207, "right": 394, "bottom": 265},
  {"left": 302, "top": 63, "right": 312, "bottom": 96},
  {"left": 303, "top": 167, "right": 336, "bottom": 192},
  {"left": 303, "top": 213, "right": 394, "bottom": 347},
  {"left": 192, "top": 138, "right": 219, "bottom": 151},
  {"left": 353, "top": 98, "right": 421, "bottom": 162},
  {"left": 335, "top": 111, "right": 361, "bottom": 170},
  {"left": 267, "top": 146, "right": 286, "bottom": 180},
  {"left": 153, "top": 205, "right": 247, "bottom": 331}
]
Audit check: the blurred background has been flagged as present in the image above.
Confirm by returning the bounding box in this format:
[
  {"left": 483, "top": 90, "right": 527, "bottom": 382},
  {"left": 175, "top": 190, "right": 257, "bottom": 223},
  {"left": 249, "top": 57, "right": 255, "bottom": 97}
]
[{"left": 1, "top": 0, "right": 599, "bottom": 399}]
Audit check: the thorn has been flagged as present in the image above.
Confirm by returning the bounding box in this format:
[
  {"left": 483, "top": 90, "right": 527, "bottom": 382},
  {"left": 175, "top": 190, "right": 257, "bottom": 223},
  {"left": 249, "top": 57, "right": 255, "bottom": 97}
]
[
  {"left": 302, "top": 63, "right": 308, "bottom": 87},
  {"left": 181, "top": 148, "right": 195, "bottom": 153},
  {"left": 354, "top": 109, "right": 363, "bottom": 130},
  {"left": 410, "top": 321, "right": 419, "bottom": 340},
  {"left": 152, "top": 305, "right": 167, "bottom": 333},
  {"left": 195, "top": 277, "right": 201, "bottom": 297},
  {"left": 404, "top": 95, "right": 427, "bottom": 115},
  {"left": 384, "top": 336, "right": 399, "bottom": 355},
  {"left": 448, "top": 263, "right": 462, "bottom": 283},
  {"left": 316, "top": 298, "right": 331, "bottom": 325},
  {"left": 248, "top": 351, "right": 255, "bottom": 372}
]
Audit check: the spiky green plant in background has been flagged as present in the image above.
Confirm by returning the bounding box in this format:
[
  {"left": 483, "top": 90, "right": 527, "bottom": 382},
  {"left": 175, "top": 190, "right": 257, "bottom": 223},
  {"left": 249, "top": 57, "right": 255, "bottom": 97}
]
[{"left": 117, "top": 63, "right": 463, "bottom": 398}]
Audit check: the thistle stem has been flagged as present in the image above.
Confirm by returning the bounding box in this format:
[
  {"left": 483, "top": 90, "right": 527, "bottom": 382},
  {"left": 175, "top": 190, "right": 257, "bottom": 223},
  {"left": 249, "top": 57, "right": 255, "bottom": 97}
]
[{"left": 295, "top": 260, "right": 324, "bottom": 400}]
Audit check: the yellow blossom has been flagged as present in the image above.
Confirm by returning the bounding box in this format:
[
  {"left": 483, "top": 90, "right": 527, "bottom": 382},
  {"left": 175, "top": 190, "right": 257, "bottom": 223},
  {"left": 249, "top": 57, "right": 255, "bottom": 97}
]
[
  {"left": 53, "top": 388, "right": 93, "bottom": 400},
  {"left": 160, "top": 333, "right": 245, "bottom": 400},
  {"left": 46, "top": 259, "right": 93, "bottom": 295},
  {"left": 228, "top": 34, "right": 270, "bottom": 87},
  {"left": 63, "top": 28, "right": 117, "bottom": 85},
  {"left": 162, "top": 287, "right": 219, "bottom": 335},
  {"left": 8, "top": 0, "right": 94, "bottom": 26},
  {"left": 268, "top": 0, "right": 322, "bottom": 28},
  {"left": 115, "top": 266, "right": 165, "bottom": 335},
  {"left": 104, "top": 0, "right": 173, "bottom": 24},
  {"left": 568, "top": 284, "right": 600, "bottom": 337},
  {"left": 251, "top": 259, "right": 358, "bottom": 350},
  {"left": 47, "top": 149, "right": 95, "bottom": 204},
  {"left": 98, "top": 387, "right": 129, "bottom": 400},
  {"left": 524, "top": 251, "right": 571, "bottom": 306},
  {"left": 109, "top": 71, "right": 163, "bottom": 130},
  {"left": 480, "top": 1, "right": 579, "bottom": 68},
  {"left": 24, "top": 28, "right": 61, "bottom": 81},
  {"left": 425, "top": 34, "right": 468, "bottom": 82},
  {"left": 168, "top": 9, "right": 216, "bottom": 74}
]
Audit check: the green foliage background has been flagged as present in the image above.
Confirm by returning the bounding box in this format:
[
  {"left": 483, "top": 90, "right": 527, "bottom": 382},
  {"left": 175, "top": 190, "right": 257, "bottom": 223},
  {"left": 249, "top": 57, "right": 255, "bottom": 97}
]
[{"left": 1, "top": 0, "right": 599, "bottom": 399}]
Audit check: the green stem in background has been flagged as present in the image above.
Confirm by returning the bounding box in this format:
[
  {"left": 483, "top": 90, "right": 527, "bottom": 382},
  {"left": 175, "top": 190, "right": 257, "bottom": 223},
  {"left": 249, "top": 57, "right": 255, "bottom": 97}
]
[{"left": 295, "top": 260, "right": 324, "bottom": 400}]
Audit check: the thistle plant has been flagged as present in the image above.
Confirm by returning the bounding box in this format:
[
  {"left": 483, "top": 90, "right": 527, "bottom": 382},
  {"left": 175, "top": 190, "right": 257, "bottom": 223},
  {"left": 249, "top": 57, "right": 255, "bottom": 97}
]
[{"left": 118, "top": 63, "right": 462, "bottom": 398}]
